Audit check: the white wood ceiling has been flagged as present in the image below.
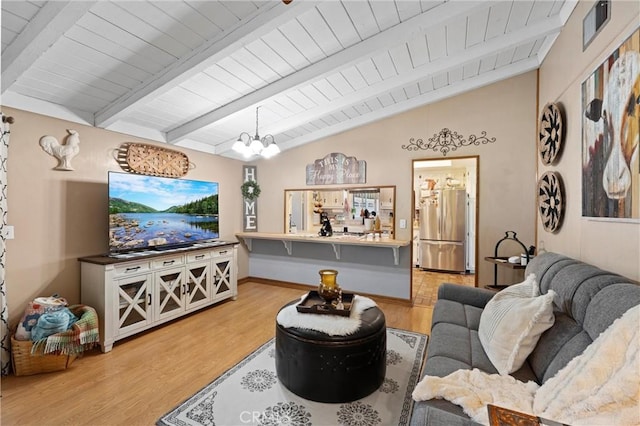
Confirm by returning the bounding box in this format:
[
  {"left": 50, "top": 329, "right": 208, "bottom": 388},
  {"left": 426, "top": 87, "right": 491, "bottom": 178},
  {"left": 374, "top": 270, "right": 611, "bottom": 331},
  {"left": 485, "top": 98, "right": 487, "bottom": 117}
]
[{"left": 1, "top": 0, "right": 577, "bottom": 160}]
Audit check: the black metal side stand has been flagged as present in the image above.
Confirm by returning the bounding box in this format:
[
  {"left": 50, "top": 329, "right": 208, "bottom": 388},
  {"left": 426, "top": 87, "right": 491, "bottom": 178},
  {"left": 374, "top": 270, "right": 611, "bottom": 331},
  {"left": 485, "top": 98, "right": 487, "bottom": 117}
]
[{"left": 485, "top": 231, "right": 529, "bottom": 288}]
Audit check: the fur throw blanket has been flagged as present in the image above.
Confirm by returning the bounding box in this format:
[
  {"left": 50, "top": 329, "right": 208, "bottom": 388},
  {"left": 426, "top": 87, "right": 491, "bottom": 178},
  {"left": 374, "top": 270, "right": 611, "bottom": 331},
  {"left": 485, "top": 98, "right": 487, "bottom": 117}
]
[
  {"left": 413, "top": 304, "right": 640, "bottom": 425},
  {"left": 276, "top": 294, "right": 377, "bottom": 335}
]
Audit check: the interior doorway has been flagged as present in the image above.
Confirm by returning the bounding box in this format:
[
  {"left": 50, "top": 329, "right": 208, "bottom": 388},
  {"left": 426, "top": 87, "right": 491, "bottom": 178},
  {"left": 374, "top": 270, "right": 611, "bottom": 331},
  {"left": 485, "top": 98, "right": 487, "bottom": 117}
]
[{"left": 411, "top": 156, "right": 479, "bottom": 307}]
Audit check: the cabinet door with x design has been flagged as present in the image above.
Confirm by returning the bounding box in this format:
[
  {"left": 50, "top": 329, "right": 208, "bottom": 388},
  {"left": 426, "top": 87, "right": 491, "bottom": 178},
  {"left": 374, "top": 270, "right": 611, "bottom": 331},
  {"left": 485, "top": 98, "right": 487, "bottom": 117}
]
[
  {"left": 115, "top": 273, "right": 152, "bottom": 336},
  {"left": 212, "top": 249, "right": 236, "bottom": 302},
  {"left": 155, "top": 266, "right": 186, "bottom": 322},
  {"left": 185, "top": 253, "right": 212, "bottom": 310}
]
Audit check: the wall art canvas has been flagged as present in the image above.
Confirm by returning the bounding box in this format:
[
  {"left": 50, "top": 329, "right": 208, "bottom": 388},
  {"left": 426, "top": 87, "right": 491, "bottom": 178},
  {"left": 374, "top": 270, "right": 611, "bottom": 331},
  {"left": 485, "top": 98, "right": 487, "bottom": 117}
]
[{"left": 582, "top": 28, "right": 639, "bottom": 220}]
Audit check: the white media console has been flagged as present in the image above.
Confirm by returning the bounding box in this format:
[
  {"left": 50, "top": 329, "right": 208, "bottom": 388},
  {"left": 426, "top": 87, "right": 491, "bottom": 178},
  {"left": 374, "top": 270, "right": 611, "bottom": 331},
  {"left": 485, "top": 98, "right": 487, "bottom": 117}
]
[{"left": 79, "top": 242, "right": 238, "bottom": 352}]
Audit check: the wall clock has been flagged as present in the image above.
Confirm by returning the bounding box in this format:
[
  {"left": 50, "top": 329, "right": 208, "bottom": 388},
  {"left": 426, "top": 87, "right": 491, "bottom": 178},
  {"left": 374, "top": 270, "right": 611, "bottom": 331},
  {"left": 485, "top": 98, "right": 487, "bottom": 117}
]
[
  {"left": 538, "top": 103, "right": 564, "bottom": 165},
  {"left": 538, "top": 171, "right": 564, "bottom": 233}
]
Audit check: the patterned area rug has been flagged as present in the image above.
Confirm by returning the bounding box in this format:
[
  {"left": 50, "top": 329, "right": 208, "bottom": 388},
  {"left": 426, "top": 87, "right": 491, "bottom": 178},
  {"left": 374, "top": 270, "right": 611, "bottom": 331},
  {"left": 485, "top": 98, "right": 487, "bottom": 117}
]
[{"left": 158, "top": 328, "right": 427, "bottom": 426}]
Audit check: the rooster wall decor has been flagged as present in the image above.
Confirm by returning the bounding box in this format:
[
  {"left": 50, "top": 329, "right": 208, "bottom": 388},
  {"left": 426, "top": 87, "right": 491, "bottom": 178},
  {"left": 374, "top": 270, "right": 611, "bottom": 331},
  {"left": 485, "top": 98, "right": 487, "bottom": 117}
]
[{"left": 39, "top": 129, "right": 80, "bottom": 171}]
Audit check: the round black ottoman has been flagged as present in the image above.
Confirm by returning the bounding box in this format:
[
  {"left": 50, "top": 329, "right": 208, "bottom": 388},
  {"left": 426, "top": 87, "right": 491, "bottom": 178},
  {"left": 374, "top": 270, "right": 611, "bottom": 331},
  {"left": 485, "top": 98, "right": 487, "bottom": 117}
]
[{"left": 275, "top": 301, "right": 386, "bottom": 403}]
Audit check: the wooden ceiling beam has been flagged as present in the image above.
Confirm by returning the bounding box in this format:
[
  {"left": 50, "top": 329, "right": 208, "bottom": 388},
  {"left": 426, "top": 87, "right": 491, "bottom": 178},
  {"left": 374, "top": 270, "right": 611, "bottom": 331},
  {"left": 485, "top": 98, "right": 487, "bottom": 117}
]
[
  {"left": 94, "top": 1, "right": 318, "bottom": 130},
  {"left": 277, "top": 58, "right": 541, "bottom": 153},
  {"left": 211, "top": 14, "right": 565, "bottom": 155},
  {"left": 166, "top": 0, "right": 494, "bottom": 144}
]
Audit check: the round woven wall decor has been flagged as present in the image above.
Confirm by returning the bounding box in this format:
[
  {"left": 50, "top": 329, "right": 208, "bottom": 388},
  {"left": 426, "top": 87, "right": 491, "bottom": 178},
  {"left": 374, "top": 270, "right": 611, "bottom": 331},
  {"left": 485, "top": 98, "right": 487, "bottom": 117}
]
[
  {"left": 538, "top": 171, "right": 564, "bottom": 233},
  {"left": 538, "top": 103, "right": 564, "bottom": 165}
]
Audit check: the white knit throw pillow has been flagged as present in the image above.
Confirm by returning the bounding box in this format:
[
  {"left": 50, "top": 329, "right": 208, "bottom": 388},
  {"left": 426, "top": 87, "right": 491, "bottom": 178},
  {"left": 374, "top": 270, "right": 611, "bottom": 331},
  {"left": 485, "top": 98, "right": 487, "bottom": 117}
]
[{"left": 478, "top": 274, "right": 556, "bottom": 375}]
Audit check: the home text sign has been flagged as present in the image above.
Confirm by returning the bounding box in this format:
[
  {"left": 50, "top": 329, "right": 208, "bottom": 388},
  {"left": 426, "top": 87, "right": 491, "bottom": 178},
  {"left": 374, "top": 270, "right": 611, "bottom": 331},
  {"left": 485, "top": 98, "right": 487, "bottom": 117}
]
[
  {"left": 243, "top": 165, "right": 258, "bottom": 232},
  {"left": 305, "top": 153, "right": 366, "bottom": 185}
]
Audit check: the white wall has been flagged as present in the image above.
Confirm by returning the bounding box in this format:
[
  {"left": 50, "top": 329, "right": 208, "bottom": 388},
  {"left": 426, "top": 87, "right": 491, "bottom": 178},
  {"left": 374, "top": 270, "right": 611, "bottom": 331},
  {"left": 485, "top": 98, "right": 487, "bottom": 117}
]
[
  {"left": 255, "top": 71, "right": 538, "bottom": 287},
  {"left": 2, "top": 57, "right": 549, "bottom": 326},
  {"left": 2, "top": 107, "right": 245, "bottom": 326}
]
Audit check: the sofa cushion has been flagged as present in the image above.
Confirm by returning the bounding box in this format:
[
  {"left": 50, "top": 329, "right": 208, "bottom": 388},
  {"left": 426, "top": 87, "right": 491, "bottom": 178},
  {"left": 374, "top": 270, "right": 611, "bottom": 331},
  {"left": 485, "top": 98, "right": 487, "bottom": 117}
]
[
  {"left": 410, "top": 398, "right": 480, "bottom": 426},
  {"left": 478, "top": 277, "right": 556, "bottom": 375},
  {"left": 525, "top": 253, "right": 640, "bottom": 383},
  {"left": 426, "top": 323, "right": 497, "bottom": 375},
  {"left": 431, "top": 299, "right": 484, "bottom": 330},
  {"left": 436, "top": 282, "right": 495, "bottom": 309}
]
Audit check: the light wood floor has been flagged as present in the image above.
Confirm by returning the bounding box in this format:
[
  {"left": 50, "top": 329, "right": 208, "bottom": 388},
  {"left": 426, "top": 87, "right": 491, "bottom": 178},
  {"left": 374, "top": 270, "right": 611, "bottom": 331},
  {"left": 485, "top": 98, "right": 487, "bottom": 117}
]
[
  {"left": 1, "top": 282, "right": 433, "bottom": 426},
  {"left": 412, "top": 268, "right": 475, "bottom": 307}
]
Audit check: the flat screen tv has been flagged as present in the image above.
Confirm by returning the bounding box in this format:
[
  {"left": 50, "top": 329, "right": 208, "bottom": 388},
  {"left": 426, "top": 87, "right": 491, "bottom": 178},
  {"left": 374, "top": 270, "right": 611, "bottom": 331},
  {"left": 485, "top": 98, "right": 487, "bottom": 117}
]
[{"left": 108, "top": 171, "right": 219, "bottom": 254}]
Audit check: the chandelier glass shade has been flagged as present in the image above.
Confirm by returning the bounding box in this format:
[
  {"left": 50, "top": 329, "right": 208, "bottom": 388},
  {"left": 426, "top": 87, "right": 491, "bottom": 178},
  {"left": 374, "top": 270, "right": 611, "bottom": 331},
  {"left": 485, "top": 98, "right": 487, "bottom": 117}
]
[{"left": 233, "top": 107, "right": 280, "bottom": 159}]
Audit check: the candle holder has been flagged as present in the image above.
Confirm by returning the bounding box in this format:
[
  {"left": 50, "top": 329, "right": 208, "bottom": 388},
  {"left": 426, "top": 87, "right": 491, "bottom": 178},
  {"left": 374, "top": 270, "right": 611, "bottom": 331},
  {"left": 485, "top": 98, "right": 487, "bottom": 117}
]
[{"left": 317, "top": 269, "right": 341, "bottom": 305}]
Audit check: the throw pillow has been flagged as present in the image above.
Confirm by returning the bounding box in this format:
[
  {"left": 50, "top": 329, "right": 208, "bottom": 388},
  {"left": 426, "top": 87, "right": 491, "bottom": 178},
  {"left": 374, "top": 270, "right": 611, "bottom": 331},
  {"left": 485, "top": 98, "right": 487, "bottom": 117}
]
[
  {"left": 479, "top": 274, "right": 556, "bottom": 375},
  {"left": 505, "top": 273, "right": 539, "bottom": 297}
]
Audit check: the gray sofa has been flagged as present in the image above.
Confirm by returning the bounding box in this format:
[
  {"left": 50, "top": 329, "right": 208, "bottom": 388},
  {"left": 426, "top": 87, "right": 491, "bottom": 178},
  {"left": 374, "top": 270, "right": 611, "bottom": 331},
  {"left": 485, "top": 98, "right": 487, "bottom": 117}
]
[{"left": 410, "top": 251, "right": 640, "bottom": 425}]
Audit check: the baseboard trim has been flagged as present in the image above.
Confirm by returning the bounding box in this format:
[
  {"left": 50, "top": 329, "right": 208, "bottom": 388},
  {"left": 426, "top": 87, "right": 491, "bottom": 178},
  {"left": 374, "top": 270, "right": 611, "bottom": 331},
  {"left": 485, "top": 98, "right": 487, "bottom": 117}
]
[{"left": 239, "top": 276, "right": 413, "bottom": 307}]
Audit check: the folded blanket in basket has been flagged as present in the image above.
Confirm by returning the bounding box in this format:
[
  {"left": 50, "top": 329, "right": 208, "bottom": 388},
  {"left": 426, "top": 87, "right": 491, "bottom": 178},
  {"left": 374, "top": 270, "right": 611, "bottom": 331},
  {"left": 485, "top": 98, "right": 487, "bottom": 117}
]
[
  {"left": 31, "top": 305, "right": 99, "bottom": 355},
  {"left": 31, "top": 308, "right": 77, "bottom": 341}
]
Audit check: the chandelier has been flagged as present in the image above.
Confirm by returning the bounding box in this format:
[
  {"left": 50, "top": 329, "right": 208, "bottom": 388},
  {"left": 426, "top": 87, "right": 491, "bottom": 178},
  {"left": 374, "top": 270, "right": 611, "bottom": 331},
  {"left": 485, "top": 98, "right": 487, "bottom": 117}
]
[{"left": 232, "top": 106, "right": 280, "bottom": 159}]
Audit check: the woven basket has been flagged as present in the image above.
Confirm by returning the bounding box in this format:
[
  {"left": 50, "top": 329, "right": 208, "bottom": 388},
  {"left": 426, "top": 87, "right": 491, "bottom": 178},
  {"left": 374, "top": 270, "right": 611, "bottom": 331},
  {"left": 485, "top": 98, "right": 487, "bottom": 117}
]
[{"left": 11, "top": 336, "right": 76, "bottom": 376}]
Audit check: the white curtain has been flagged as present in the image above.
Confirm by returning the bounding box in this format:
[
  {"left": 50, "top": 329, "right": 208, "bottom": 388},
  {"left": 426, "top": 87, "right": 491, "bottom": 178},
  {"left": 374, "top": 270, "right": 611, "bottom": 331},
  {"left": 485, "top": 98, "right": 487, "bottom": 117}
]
[{"left": 1, "top": 113, "right": 10, "bottom": 375}]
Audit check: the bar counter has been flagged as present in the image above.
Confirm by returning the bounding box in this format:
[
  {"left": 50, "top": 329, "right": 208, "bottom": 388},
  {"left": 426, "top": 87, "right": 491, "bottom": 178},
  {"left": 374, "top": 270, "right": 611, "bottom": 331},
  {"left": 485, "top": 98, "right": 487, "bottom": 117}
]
[{"left": 236, "top": 232, "right": 412, "bottom": 300}]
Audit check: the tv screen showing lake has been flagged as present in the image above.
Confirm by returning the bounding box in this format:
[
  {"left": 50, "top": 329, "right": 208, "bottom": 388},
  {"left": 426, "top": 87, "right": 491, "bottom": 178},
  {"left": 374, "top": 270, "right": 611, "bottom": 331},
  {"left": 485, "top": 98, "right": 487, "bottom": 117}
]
[
  {"left": 110, "top": 212, "right": 219, "bottom": 250},
  {"left": 107, "top": 172, "right": 220, "bottom": 252}
]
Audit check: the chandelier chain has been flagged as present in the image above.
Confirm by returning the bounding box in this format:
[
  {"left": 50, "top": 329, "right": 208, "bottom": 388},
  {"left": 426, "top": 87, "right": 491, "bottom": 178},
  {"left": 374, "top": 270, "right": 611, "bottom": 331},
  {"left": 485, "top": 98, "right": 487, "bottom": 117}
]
[
  {"left": 233, "top": 106, "right": 280, "bottom": 158},
  {"left": 255, "top": 106, "right": 261, "bottom": 138}
]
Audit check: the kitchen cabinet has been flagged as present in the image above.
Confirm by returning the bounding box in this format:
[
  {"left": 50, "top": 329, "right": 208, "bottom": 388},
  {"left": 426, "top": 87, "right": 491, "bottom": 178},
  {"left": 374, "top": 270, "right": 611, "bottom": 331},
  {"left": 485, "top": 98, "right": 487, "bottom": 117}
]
[
  {"left": 285, "top": 186, "right": 395, "bottom": 236},
  {"left": 380, "top": 187, "right": 394, "bottom": 209},
  {"left": 318, "top": 190, "right": 345, "bottom": 209}
]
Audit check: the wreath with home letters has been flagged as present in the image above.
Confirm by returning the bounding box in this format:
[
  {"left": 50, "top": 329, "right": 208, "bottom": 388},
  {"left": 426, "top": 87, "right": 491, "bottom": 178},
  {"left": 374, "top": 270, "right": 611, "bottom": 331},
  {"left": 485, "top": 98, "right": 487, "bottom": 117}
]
[{"left": 241, "top": 180, "right": 261, "bottom": 200}]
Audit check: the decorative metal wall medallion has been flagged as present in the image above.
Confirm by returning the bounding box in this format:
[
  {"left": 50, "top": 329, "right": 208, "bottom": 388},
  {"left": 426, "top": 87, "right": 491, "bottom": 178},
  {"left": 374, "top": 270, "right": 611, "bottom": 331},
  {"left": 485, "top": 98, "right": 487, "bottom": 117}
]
[
  {"left": 538, "top": 171, "right": 564, "bottom": 233},
  {"left": 402, "top": 128, "right": 496, "bottom": 156},
  {"left": 538, "top": 103, "right": 564, "bottom": 165}
]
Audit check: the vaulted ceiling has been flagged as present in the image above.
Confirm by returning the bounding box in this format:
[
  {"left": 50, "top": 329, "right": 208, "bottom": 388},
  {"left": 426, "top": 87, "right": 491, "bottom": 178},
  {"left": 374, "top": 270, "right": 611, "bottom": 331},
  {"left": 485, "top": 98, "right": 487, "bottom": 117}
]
[{"left": 1, "top": 0, "right": 577, "bottom": 160}]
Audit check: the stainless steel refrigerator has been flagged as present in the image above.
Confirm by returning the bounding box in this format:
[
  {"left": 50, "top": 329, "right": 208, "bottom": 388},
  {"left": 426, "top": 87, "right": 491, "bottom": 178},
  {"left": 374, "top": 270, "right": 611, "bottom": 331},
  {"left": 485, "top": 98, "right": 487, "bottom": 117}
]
[{"left": 419, "top": 189, "right": 466, "bottom": 272}]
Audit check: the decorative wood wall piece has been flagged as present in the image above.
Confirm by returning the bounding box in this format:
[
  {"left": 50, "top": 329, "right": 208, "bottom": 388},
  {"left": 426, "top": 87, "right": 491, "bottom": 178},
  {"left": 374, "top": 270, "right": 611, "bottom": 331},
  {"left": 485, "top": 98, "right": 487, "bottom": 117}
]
[
  {"left": 305, "top": 152, "right": 366, "bottom": 185},
  {"left": 402, "top": 128, "right": 496, "bottom": 156},
  {"left": 116, "top": 143, "right": 190, "bottom": 178},
  {"left": 538, "top": 171, "right": 565, "bottom": 233},
  {"left": 243, "top": 165, "right": 258, "bottom": 232},
  {"left": 538, "top": 102, "right": 564, "bottom": 165}
]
